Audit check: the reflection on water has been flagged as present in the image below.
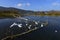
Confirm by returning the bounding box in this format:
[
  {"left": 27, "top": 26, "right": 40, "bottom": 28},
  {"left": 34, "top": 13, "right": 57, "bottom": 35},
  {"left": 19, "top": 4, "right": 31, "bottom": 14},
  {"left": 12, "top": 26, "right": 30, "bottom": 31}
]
[{"left": 0, "top": 16, "right": 60, "bottom": 40}]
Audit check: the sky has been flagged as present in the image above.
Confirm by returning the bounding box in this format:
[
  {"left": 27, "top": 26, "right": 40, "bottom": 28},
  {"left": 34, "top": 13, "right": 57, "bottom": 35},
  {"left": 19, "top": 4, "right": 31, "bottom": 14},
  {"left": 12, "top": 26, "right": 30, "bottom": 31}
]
[{"left": 0, "top": 0, "right": 60, "bottom": 11}]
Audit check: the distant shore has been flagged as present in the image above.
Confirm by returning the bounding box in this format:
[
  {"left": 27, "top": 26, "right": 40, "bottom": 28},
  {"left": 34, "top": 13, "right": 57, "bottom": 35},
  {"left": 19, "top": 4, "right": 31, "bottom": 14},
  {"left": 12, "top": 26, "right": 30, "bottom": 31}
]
[{"left": 0, "top": 14, "right": 60, "bottom": 19}]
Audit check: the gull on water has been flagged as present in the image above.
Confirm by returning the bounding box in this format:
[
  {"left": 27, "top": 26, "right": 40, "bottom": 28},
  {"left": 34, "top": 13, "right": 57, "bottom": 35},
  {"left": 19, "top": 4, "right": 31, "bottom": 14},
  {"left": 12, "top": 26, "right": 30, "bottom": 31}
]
[
  {"left": 19, "top": 17, "right": 28, "bottom": 21},
  {"left": 41, "top": 24, "right": 44, "bottom": 27},
  {"left": 55, "top": 30, "right": 58, "bottom": 33},
  {"left": 10, "top": 22, "right": 22, "bottom": 28},
  {"left": 26, "top": 24, "right": 28, "bottom": 26},
  {"left": 28, "top": 25, "right": 32, "bottom": 29},
  {"left": 18, "top": 24, "right": 22, "bottom": 28},
  {"left": 35, "top": 21, "right": 38, "bottom": 25}
]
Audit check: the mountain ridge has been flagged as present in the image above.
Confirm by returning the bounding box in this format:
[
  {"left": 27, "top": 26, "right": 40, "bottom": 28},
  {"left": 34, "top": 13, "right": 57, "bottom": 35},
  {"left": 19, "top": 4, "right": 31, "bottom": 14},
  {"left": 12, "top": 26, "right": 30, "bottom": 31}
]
[{"left": 0, "top": 6, "right": 60, "bottom": 18}]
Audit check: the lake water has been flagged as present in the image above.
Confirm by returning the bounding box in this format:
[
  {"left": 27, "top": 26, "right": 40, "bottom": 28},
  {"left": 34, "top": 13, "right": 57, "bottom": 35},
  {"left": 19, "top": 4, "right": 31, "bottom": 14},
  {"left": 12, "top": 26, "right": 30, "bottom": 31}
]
[{"left": 0, "top": 16, "right": 60, "bottom": 40}]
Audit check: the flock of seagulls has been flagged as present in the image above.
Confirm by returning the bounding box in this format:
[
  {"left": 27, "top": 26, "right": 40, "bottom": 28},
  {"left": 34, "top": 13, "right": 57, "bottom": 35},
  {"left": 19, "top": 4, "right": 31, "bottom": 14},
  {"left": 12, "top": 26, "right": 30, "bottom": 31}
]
[
  {"left": 10, "top": 21, "right": 44, "bottom": 30},
  {"left": 10, "top": 19, "right": 58, "bottom": 33}
]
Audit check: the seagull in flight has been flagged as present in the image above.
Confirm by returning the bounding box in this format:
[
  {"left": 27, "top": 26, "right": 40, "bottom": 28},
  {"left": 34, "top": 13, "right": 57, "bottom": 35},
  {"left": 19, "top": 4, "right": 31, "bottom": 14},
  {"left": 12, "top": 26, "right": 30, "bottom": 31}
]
[{"left": 10, "top": 22, "right": 22, "bottom": 28}]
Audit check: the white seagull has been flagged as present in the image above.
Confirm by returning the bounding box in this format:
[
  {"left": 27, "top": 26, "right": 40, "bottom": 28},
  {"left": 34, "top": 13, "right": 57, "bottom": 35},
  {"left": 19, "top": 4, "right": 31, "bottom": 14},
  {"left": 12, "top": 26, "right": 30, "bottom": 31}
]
[
  {"left": 18, "top": 24, "right": 22, "bottom": 28},
  {"left": 55, "top": 30, "right": 58, "bottom": 33},
  {"left": 28, "top": 25, "right": 32, "bottom": 29},
  {"left": 20, "top": 17, "right": 28, "bottom": 21},
  {"left": 26, "top": 24, "right": 28, "bottom": 26},
  {"left": 41, "top": 24, "right": 44, "bottom": 27},
  {"left": 35, "top": 21, "right": 38, "bottom": 25}
]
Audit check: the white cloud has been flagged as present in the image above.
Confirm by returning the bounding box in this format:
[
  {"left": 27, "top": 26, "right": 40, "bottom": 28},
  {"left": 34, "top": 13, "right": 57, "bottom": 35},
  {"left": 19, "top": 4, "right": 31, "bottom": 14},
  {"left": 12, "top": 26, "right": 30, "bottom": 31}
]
[
  {"left": 52, "top": 2, "right": 60, "bottom": 6},
  {"left": 17, "top": 3, "right": 22, "bottom": 7},
  {"left": 17, "top": 3, "right": 31, "bottom": 7},
  {"left": 26, "top": 3, "right": 30, "bottom": 6}
]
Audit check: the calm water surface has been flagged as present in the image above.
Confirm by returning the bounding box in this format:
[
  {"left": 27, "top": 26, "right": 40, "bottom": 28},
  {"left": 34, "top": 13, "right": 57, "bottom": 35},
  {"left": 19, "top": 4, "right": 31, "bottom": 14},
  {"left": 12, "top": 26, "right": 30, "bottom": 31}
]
[{"left": 0, "top": 16, "right": 60, "bottom": 40}]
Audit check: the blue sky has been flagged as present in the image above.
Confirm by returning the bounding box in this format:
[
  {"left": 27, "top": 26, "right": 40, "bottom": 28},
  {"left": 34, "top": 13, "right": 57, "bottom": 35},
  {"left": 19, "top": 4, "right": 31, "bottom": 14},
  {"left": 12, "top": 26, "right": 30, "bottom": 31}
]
[{"left": 0, "top": 0, "right": 60, "bottom": 11}]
